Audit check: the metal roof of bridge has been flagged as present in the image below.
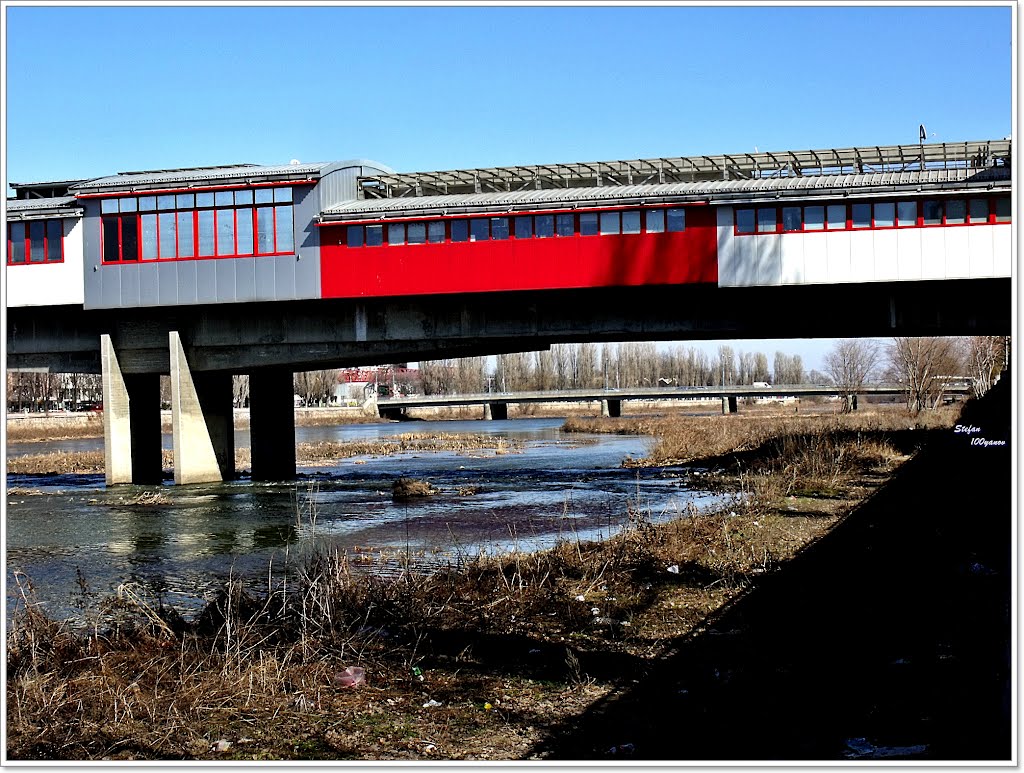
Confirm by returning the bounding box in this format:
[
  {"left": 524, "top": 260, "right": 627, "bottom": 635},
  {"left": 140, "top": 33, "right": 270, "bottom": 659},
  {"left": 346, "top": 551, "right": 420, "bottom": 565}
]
[
  {"left": 356, "top": 139, "right": 1011, "bottom": 199},
  {"left": 320, "top": 166, "right": 1011, "bottom": 221}
]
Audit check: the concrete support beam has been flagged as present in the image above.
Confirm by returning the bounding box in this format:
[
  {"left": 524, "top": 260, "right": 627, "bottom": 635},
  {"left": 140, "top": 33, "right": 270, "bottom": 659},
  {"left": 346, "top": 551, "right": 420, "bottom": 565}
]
[
  {"left": 846, "top": 394, "right": 859, "bottom": 412},
  {"left": 486, "top": 402, "right": 508, "bottom": 421},
  {"left": 249, "top": 370, "right": 296, "bottom": 481},
  {"left": 601, "top": 399, "right": 622, "bottom": 418},
  {"left": 101, "top": 335, "right": 163, "bottom": 485},
  {"left": 722, "top": 395, "right": 738, "bottom": 414},
  {"left": 170, "top": 331, "right": 234, "bottom": 484},
  {"left": 379, "top": 406, "right": 404, "bottom": 421}
]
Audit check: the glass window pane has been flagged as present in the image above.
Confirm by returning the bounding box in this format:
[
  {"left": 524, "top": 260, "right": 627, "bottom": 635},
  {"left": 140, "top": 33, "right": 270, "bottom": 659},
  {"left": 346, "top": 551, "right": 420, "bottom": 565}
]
[
  {"left": 365, "top": 224, "right": 383, "bottom": 247},
  {"left": 804, "top": 206, "right": 824, "bottom": 230},
  {"left": 535, "top": 214, "right": 554, "bottom": 238},
  {"left": 216, "top": 209, "right": 235, "bottom": 255},
  {"left": 995, "top": 196, "right": 1010, "bottom": 222},
  {"left": 119, "top": 197, "right": 137, "bottom": 213},
  {"left": 101, "top": 198, "right": 119, "bottom": 214},
  {"left": 157, "top": 194, "right": 176, "bottom": 210},
  {"left": 470, "top": 218, "right": 489, "bottom": 242},
  {"left": 256, "top": 207, "right": 274, "bottom": 253},
  {"left": 969, "top": 199, "right": 988, "bottom": 222},
  {"left": 579, "top": 213, "right": 598, "bottom": 235},
  {"left": 782, "top": 207, "right": 802, "bottom": 231},
  {"left": 46, "top": 220, "right": 63, "bottom": 262},
  {"left": 139, "top": 196, "right": 157, "bottom": 212},
  {"left": 450, "top": 220, "right": 468, "bottom": 242},
  {"left": 102, "top": 217, "right": 120, "bottom": 262},
  {"left": 490, "top": 217, "right": 509, "bottom": 240},
  {"left": 599, "top": 211, "right": 620, "bottom": 234},
  {"left": 29, "top": 221, "right": 46, "bottom": 262},
  {"left": 176, "top": 193, "right": 195, "bottom": 209},
  {"left": 9, "top": 222, "right": 25, "bottom": 263},
  {"left": 667, "top": 208, "right": 685, "bottom": 232},
  {"left": 407, "top": 222, "right": 426, "bottom": 244},
  {"left": 196, "top": 192, "right": 215, "bottom": 208},
  {"left": 874, "top": 202, "right": 895, "bottom": 227},
  {"left": 198, "top": 210, "right": 215, "bottom": 255},
  {"left": 757, "top": 208, "right": 777, "bottom": 233},
  {"left": 158, "top": 212, "right": 176, "bottom": 258},
  {"left": 646, "top": 209, "right": 665, "bottom": 233},
  {"left": 236, "top": 208, "right": 253, "bottom": 254},
  {"left": 254, "top": 188, "right": 273, "bottom": 204},
  {"left": 141, "top": 214, "right": 158, "bottom": 259},
  {"left": 274, "top": 187, "right": 292, "bottom": 203},
  {"left": 347, "top": 225, "right": 364, "bottom": 247},
  {"left": 897, "top": 201, "right": 917, "bottom": 226},
  {"left": 945, "top": 199, "right": 966, "bottom": 225},
  {"left": 215, "top": 190, "right": 234, "bottom": 207},
  {"left": 275, "top": 205, "right": 293, "bottom": 252},
  {"left": 851, "top": 203, "right": 871, "bottom": 228},
  {"left": 387, "top": 223, "right": 405, "bottom": 245},
  {"left": 515, "top": 216, "right": 533, "bottom": 239},
  {"left": 428, "top": 221, "right": 445, "bottom": 243},
  {"left": 826, "top": 204, "right": 846, "bottom": 229},
  {"left": 736, "top": 209, "right": 755, "bottom": 234},
  {"left": 177, "top": 211, "right": 194, "bottom": 257},
  {"left": 234, "top": 189, "right": 253, "bottom": 206},
  {"left": 121, "top": 216, "right": 139, "bottom": 261},
  {"left": 556, "top": 213, "right": 575, "bottom": 236},
  {"left": 922, "top": 200, "right": 942, "bottom": 225},
  {"left": 622, "top": 210, "right": 641, "bottom": 234}
]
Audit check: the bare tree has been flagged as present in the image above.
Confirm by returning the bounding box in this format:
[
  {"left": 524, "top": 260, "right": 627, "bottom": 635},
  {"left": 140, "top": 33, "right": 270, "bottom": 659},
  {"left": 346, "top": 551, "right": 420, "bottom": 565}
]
[
  {"left": 825, "top": 339, "right": 880, "bottom": 412},
  {"left": 962, "top": 335, "right": 1007, "bottom": 398},
  {"left": 887, "top": 337, "right": 963, "bottom": 414},
  {"left": 232, "top": 375, "right": 250, "bottom": 408}
]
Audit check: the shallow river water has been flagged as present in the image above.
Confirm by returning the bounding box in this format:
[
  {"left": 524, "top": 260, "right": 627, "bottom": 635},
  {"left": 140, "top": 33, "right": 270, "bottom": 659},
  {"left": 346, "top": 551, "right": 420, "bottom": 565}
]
[{"left": 6, "top": 418, "right": 723, "bottom": 619}]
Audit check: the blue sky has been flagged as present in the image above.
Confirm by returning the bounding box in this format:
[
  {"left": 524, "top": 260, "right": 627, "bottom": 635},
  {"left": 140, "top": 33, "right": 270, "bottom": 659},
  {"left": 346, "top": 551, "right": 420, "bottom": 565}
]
[{"left": 4, "top": 3, "right": 1014, "bottom": 370}]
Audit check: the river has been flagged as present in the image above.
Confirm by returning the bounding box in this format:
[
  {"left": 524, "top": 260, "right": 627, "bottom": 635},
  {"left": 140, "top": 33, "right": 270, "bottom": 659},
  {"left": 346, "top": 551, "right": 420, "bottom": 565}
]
[{"left": 6, "top": 418, "right": 723, "bottom": 620}]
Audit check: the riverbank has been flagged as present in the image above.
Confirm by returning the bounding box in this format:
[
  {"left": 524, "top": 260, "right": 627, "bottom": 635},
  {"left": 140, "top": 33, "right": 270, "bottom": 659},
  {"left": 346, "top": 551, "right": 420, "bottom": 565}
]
[{"left": 7, "top": 395, "right": 1009, "bottom": 761}]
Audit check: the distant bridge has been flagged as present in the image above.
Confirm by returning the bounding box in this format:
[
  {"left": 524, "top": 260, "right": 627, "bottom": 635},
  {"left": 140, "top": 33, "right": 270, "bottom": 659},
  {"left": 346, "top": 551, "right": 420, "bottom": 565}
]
[{"left": 375, "top": 384, "right": 962, "bottom": 419}]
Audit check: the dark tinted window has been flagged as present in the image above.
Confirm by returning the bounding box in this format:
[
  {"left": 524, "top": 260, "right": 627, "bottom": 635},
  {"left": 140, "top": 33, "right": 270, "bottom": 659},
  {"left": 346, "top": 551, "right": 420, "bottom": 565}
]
[
  {"left": 667, "top": 208, "right": 686, "bottom": 232},
  {"left": 782, "top": 207, "right": 802, "bottom": 231},
  {"left": 579, "top": 213, "right": 598, "bottom": 236},
  {"left": 556, "top": 213, "right": 575, "bottom": 236},
  {"left": 121, "top": 216, "right": 139, "bottom": 261},
  {"left": 428, "top": 221, "right": 446, "bottom": 243},
  {"left": 622, "top": 210, "right": 641, "bottom": 234},
  {"left": 736, "top": 209, "right": 755, "bottom": 234},
  {"left": 407, "top": 222, "right": 426, "bottom": 244},
  {"left": 347, "top": 225, "right": 364, "bottom": 247},
  {"left": 470, "top": 219, "right": 489, "bottom": 242},
  {"left": 646, "top": 209, "right": 665, "bottom": 233},
  {"left": 46, "top": 220, "right": 63, "bottom": 261},
  {"left": 874, "top": 202, "right": 895, "bottom": 227},
  {"left": 945, "top": 200, "right": 966, "bottom": 225},
  {"left": 451, "top": 220, "right": 469, "bottom": 242},
  {"left": 9, "top": 222, "right": 25, "bottom": 263},
  {"left": 969, "top": 199, "right": 989, "bottom": 222},
  {"left": 851, "top": 203, "right": 871, "bottom": 228},
  {"left": 387, "top": 223, "right": 405, "bottom": 245},
  {"left": 922, "top": 200, "right": 942, "bottom": 225},
  {"left": 995, "top": 196, "right": 1011, "bottom": 222},
  {"left": 365, "top": 224, "right": 383, "bottom": 247},
  {"left": 29, "top": 221, "right": 45, "bottom": 262},
  {"left": 515, "top": 216, "right": 533, "bottom": 239},
  {"left": 490, "top": 217, "right": 509, "bottom": 240},
  {"left": 757, "top": 208, "right": 776, "bottom": 233},
  {"left": 102, "top": 217, "right": 120, "bottom": 262},
  {"left": 599, "top": 212, "right": 620, "bottom": 234},
  {"left": 535, "top": 214, "right": 554, "bottom": 238},
  {"left": 897, "top": 201, "right": 917, "bottom": 226}
]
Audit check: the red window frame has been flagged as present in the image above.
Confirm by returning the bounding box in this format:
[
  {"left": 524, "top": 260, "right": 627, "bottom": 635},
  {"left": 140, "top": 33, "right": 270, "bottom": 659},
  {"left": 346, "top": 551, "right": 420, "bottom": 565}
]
[{"left": 7, "top": 218, "right": 65, "bottom": 266}]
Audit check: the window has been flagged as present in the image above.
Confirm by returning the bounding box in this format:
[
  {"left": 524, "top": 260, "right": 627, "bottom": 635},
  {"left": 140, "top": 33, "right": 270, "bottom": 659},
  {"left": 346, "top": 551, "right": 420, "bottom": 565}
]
[
  {"left": 599, "top": 212, "right": 620, "bottom": 235},
  {"left": 470, "top": 219, "right": 489, "bottom": 242},
  {"left": 387, "top": 223, "right": 405, "bottom": 246},
  {"left": 6, "top": 220, "right": 64, "bottom": 265},
  {"left": 995, "top": 196, "right": 1011, "bottom": 222},
  {"left": 579, "top": 213, "right": 598, "bottom": 236},
  {"left": 826, "top": 204, "right": 846, "bottom": 230},
  {"left": 646, "top": 209, "right": 665, "bottom": 233},
  {"left": 101, "top": 214, "right": 139, "bottom": 262},
  {"left": 851, "top": 203, "right": 872, "bottom": 228},
  {"left": 556, "top": 213, "right": 575, "bottom": 236},
  {"left": 621, "top": 210, "right": 641, "bottom": 234},
  {"left": 407, "top": 222, "right": 426, "bottom": 245},
  {"left": 667, "top": 208, "right": 685, "bottom": 232},
  {"left": 159, "top": 212, "right": 177, "bottom": 258},
  {"left": 945, "top": 200, "right": 966, "bottom": 225},
  {"left": 365, "top": 224, "right": 383, "bottom": 247},
  {"left": 782, "top": 207, "right": 802, "bottom": 231},
  {"left": 274, "top": 206, "right": 293, "bottom": 252},
  {"left": 969, "top": 199, "right": 989, "bottom": 223},
  {"left": 236, "top": 209, "right": 254, "bottom": 254},
  {"left": 347, "top": 225, "right": 364, "bottom": 247},
  {"left": 897, "top": 201, "right": 917, "bottom": 226},
  {"left": 255, "top": 206, "right": 273, "bottom": 252},
  {"left": 922, "top": 200, "right": 942, "bottom": 225},
  {"left": 757, "top": 208, "right": 776, "bottom": 233},
  {"left": 804, "top": 206, "right": 824, "bottom": 231},
  {"left": 428, "top": 221, "right": 446, "bottom": 243},
  {"left": 736, "top": 209, "right": 755, "bottom": 234},
  {"left": 216, "top": 209, "right": 235, "bottom": 255},
  {"left": 451, "top": 220, "right": 469, "bottom": 242},
  {"left": 535, "top": 214, "right": 554, "bottom": 238},
  {"left": 199, "top": 210, "right": 216, "bottom": 255},
  {"left": 515, "top": 216, "right": 533, "bottom": 239},
  {"left": 490, "top": 217, "right": 509, "bottom": 240},
  {"left": 177, "top": 211, "right": 194, "bottom": 257},
  {"left": 874, "top": 202, "right": 895, "bottom": 227}
]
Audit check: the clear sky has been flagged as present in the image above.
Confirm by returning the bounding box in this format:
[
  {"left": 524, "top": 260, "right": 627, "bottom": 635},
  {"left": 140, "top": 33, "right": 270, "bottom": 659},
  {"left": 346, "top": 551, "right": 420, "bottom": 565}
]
[{"left": 3, "top": 2, "right": 1015, "bottom": 370}]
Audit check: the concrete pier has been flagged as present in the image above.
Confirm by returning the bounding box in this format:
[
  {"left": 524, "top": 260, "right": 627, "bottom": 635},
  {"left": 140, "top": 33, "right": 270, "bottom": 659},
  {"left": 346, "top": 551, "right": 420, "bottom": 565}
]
[
  {"left": 601, "top": 398, "right": 622, "bottom": 418},
  {"left": 170, "top": 331, "right": 234, "bottom": 484},
  {"left": 722, "top": 395, "right": 738, "bottom": 414},
  {"left": 101, "top": 334, "right": 162, "bottom": 485},
  {"left": 484, "top": 402, "right": 508, "bottom": 420},
  {"left": 249, "top": 369, "right": 296, "bottom": 481}
]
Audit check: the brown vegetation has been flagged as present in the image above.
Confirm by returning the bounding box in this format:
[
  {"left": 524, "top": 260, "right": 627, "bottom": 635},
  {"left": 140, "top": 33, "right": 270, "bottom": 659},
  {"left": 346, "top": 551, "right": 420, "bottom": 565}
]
[{"left": 5, "top": 406, "right": 941, "bottom": 761}]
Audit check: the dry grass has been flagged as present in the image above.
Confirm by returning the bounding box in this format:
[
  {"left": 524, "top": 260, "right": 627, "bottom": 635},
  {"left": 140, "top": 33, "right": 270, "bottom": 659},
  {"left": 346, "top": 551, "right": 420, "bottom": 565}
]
[{"left": 6, "top": 414, "right": 105, "bottom": 443}]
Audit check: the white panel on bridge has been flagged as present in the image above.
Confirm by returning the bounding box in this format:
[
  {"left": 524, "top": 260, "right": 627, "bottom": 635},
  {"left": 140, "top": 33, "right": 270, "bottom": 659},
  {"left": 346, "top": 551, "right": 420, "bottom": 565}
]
[
  {"left": 802, "top": 233, "right": 829, "bottom": 284},
  {"left": 895, "top": 228, "right": 922, "bottom": 282},
  {"left": 942, "top": 227, "right": 971, "bottom": 279},
  {"left": 6, "top": 219, "right": 84, "bottom": 307},
  {"left": 756, "top": 233, "right": 782, "bottom": 286},
  {"left": 848, "top": 231, "right": 874, "bottom": 283},
  {"left": 716, "top": 208, "right": 738, "bottom": 286},
  {"left": 967, "top": 225, "right": 995, "bottom": 279},
  {"left": 825, "top": 230, "right": 851, "bottom": 284},
  {"left": 920, "top": 228, "right": 946, "bottom": 280},
  {"left": 992, "top": 226, "right": 1012, "bottom": 278},
  {"left": 873, "top": 230, "right": 900, "bottom": 282},
  {"left": 779, "top": 233, "right": 805, "bottom": 284}
]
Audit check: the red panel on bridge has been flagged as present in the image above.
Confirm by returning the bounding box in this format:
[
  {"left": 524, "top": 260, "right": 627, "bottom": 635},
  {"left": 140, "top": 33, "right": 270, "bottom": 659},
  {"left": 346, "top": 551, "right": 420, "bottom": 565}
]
[{"left": 318, "top": 207, "right": 717, "bottom": 299}]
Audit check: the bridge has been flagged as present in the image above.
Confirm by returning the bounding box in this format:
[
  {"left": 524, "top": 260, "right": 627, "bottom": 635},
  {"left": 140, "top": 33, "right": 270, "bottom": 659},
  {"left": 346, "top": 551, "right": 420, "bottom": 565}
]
[
  {"left": 5, "top": 139, "right": 1011, "bottom": 485},
  {"left": 376, "top": 384, "right": 968, "bottom": 420}
]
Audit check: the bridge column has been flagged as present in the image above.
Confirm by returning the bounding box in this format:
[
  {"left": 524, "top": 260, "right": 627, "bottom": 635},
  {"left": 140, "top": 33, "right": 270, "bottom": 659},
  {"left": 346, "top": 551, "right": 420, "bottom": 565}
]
[
  {"left": 722, "top": 396, "right": 738, "bottom": 414},
  {"left": 601, "top": 399, "right": 621, "bottom": 418},
  {"left": 846, "top": 394, "right": 859, "bottom": 412},
  {"left": 100, "top": 334, "right": 162, "bottom": 485},
  {"left": 249, "top": 369, "right": 296, "bottom": 481},
  {"left": 485, "top": 402, "right": 508, "bottom": 420},
  {"left": 170, "top": 331, "right": 234, "bottom": 484}
]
